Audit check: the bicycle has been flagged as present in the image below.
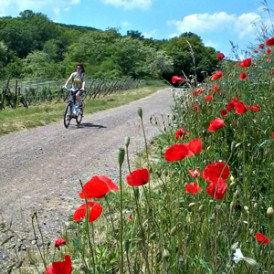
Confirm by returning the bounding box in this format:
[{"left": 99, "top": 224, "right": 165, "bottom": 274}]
[{"left": 63, "top": 87, "right": 85, "bottom": 128}]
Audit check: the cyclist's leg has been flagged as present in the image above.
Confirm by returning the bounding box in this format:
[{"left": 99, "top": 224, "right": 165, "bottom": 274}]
[{"left": 75, "top": 90, "right": 83, "bottom": 106}]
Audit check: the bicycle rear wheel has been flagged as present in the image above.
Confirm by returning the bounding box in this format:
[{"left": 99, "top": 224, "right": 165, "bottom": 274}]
[{"left": 64, "top": 104, "right": 72, "bottom": 128}]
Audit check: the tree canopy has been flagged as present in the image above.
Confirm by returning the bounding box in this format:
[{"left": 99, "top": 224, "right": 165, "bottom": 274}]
[{"left": 0, "top": 10, "right": 219, "bottom": 82}]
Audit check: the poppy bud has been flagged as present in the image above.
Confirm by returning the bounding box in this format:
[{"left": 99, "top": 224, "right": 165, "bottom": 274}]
[
  {"left": 266, "top": 207, "right": 274, "bottom": 217},
  {"left": 137, "top": 107, "right": 143, "bottom": 118},
  {"left": 124, "top": 136, "right": 130, "bottom": 147},
  {"left": 170, "top": 226, "right": 177, "bottom": 236},
  {"left": 117, "top": 148, "right": 125, "bottom": 166},
  {"left": 188, "top": 202, "right": 196, "bottom": 208}
]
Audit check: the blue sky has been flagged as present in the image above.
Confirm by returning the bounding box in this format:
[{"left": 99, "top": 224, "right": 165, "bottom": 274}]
[{"left": 1, "top": 0, "right": 274, "bottom": 59}]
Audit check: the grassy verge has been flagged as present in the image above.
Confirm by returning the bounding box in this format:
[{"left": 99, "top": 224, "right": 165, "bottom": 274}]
[{"left": 0, "top": 86, "right": 164, "bottom": 136}]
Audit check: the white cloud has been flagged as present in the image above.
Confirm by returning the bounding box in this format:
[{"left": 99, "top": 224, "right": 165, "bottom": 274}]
[
  {"left": 203, "top": 39, "right": 219, "bottom": 49},
  {"left": 121, "top": 21, "right": 130, "bottom": 28},
  {"left": 100, "top": 0, "right": 152, "bottom": 10},
  {"left": 167, "top": 12, "right": 261, "bottom": 41},
  {"left": 143, "top": 29, "right": 157, "bottom": 39}
]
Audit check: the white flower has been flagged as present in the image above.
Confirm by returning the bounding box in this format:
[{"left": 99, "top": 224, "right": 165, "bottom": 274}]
[
  {"left": 231, "top": 248, "right": 258, "bottom": 266},
  {"left": 232, "top": 248, "right": 245, "bottom": 264}
]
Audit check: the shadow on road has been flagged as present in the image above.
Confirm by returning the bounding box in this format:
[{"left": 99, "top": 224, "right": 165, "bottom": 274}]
[{"left": 76, "top": 122, "right": 107, "bottom": 129}]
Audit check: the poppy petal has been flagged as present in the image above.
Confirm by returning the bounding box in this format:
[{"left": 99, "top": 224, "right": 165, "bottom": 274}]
[
  {"left": 126, "top": 168, "right": 149, "bottom": 187},
  {"left": 206, "top": 178, "right": 227, "bottom": 200},
  {"left": 79, "top": 176, "right": 118, "bottom": 199},
  {"left": 164, "top": 144, "right": 189, "bottom": 161},
  {"left": 73, "top": 202, "right": 103, "bottom": 222},
  {"left": 188, "top": 138, "right": 202, "bottom": 155},
  {"left": 208, "top": 118, "right": 225, "bottom": 132},
  {"left": 185, "top": 182, "right": 202, "bottom": 194},
  {"left": 255, "top": 232, "right": 270, "bottom": 244},
  {"left": 45, "top": 255, "right": 72, "bottom": 274},
  {"left": 202, "top": 162, "right": 230, "bottom": 183}
]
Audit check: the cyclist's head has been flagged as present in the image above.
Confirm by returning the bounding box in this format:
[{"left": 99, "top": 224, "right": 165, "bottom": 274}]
[{"left": 76, "top": 63, "right": 85, "bottom": 73}]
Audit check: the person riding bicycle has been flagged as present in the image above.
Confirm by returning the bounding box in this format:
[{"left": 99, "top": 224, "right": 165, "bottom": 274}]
[{"left": 63, "top": 63, "right": 86, "bottom": 113}]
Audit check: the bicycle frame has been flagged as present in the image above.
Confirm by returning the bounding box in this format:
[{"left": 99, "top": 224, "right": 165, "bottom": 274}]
[{"left": 63, "top": 88, "right": 84, "bottom": 128}]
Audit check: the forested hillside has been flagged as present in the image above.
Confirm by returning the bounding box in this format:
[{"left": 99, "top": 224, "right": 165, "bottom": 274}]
[{"left": 0, "top": 10, "right": 219, "bottom": 82}]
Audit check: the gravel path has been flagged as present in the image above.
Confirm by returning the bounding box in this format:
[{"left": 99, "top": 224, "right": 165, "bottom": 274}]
[{"left": 0, "top": 88, "right": 174, "bottom": 240}]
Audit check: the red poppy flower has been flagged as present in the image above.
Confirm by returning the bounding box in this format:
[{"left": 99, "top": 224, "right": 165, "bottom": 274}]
[
  {"left": 79, "top": 176, "right": 118, "bottom": 199},
  {"left": 220, "top": 109, "right": 228, "bottom": 117},
  {"left": 217, "top": 53, "right": 225, "bottom": 61},
  {"left": 164, "top": 144, "right": 189, "bottom": 162},
  {"left": 239, "top": 72, "right": 248, "bottom": 80},
  {"left": 55, "top": 238, "right": 66, "bottom": 249},
  {"left": 208, "top": 118, "right": 225, "bottom": 132},
  {"left": 193, "top": 90, "right": 199, "bottom": 96},
  {"left": 211, "top": 71, "right": 223, "bottom": 81},
  {"left": 234, "top": 101, "right": 247, "bottom": 115},
  {"left": 193, "top": 88, "right": 203, "bottom": 96},
  {"left": 227, "top": 102, "right": 235, "bottom": 111},
  {"left": 272, "top": 132, "right": 274, "bottom": 138},
  {"left": 188, "top": 138, "right": 202, "bottom": 155},
  {"left": 266, "top": 37, "right": 274, "bottom": 46},
  {"left": 240, "top": 58, "right": 252, "bottom": 68},
  {"left": 248, "top": 104, "right": 260, "bottom": 112},
  {"left": 188, "top": 169, "right": 200, "bottom": 178},
  {"left": 211, "top": 85, "right": 220, "bottom": 92},
  {"left": 266, "top": 49, "right": 272, "bottom": 55},
  {"left": 259, "top": 43, "right": 264, "bottom": 49},
  {"left": 128, "top": 214, "right": 133, "bottom": 221},
  {"left": 204, "top": 95, "right": 214, "bottom": 102},
  {"left": 126, "top": 168, "right": 149, "bottom": 186},
  {"left": 226, "top": 97, "right": 239, "bottom": 111},
  {"left": 206, "top": 178, "right": 227, "bottom": 200},
  {"left": 192, "top": 104, "right": 201, "bottom": 112},
  {"left": 45, "top": 255, "right": 72, "bottom": 274},
  {"left": 255, "top": 232, "right": 270, "bottom": 244},
  {"left": 185, "top": 182, "right": 202, "bottom": 194},
  {"left": 202, "top": 162, "right": 230, "bottom": 183},
  {"left": 171, "top": 75, "right": 185, "bottom": 84},
  {"left": 73, "top": 202, "right": 102, "bottom": 222},
  {"left": 175, "top": 128, "right": 185, "bottom": 140}
]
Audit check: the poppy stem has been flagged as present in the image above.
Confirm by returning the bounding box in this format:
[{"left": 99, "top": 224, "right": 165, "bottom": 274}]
[
  {"left": 79, "top": 179, "right": 96, "bottom": 273},
  {"left": 104, "top": 195, "right": 116, "bottom": 237},
  {"left": 118, "top": 148, "right": 125, "bottom": 274},
  {"left": 31, "top": 212, "right": 47, "bottom": 268},
  {"left": 125, "top": 144, "right": 152, "bottom": 274}
]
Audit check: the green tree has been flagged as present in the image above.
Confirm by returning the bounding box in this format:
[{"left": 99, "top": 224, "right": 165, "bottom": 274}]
[{"left": 22, "top": 50, "right": 59, "bottom": 78}]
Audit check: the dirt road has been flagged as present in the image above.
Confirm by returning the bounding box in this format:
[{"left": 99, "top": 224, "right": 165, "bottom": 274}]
[{"left": 0, "top": 88, "right": 174, "bottom": 238}]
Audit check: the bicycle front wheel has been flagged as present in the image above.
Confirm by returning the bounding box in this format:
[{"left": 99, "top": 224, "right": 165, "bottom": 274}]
[
  {"left": 76, "top": 110, "right": 83, "bottom": 125},
  {"left": 64, "top": 104, "right": 72, "bottom": 128}
]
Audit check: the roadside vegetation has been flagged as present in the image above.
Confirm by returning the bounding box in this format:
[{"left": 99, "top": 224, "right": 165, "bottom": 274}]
[
  {"left": 0, "top": 85, "right": 163, "bottom": 135},
  {"left": 0, "top": 1, "right": 273, "bottom": 273},
  {"left": 2, "top": 31, "right": 274, "bottom": 274}
]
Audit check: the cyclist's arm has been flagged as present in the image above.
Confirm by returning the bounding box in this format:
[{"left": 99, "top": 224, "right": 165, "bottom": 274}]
[
  {"left": 63, "top": 73, "right": 73, "bottom": 88},
  {"left": 81, "top": 80, "right": 86, "bottom": 91}
]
